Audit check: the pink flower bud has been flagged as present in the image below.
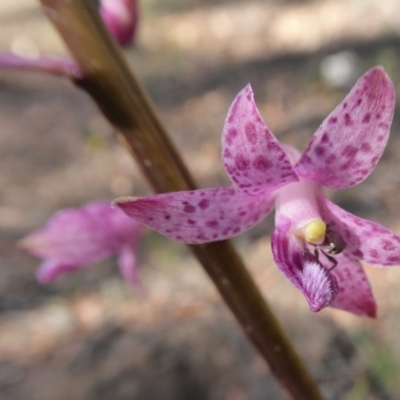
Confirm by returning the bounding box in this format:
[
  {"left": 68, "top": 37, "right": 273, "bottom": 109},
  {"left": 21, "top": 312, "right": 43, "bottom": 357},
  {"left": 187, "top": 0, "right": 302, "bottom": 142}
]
[{"left": 100, "top": 0, "right": 138, "bottom": 47}]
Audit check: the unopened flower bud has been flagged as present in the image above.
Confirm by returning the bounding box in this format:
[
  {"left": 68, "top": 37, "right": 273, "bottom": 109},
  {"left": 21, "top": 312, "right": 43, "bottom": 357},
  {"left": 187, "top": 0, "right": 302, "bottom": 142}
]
[{"left": 100, "top": 0, "right": 138, "bottom": 47}]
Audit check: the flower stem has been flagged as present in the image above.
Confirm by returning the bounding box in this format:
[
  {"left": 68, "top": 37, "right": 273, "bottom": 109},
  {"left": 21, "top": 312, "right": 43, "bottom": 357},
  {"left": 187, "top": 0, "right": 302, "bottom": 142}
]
[{"left": 39, "top": 1, "right": 324, "bottom": 398}]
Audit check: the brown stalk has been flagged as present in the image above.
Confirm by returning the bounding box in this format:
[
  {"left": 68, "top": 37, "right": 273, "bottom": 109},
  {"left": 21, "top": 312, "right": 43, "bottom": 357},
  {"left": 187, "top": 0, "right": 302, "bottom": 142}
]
[{"left": 38, "top": 1, "right": 324, "bottom": 398}]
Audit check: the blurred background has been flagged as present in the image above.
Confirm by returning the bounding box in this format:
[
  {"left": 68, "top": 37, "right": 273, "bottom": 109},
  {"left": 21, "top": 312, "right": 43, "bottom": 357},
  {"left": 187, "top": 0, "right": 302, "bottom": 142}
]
[{"left": 1, "top": 0, "right": 400, "bottom": 398}]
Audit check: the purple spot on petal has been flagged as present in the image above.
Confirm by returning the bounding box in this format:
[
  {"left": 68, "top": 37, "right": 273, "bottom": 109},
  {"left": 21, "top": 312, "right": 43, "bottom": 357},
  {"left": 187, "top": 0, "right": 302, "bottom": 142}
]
[
  {"left": 206, "top": 220, "right": 219, "bottom": 228},
  {"left": 314, "top": 145, "right": 325, "bottom": 157},
  {"left": 198, "top": 199, "right": 210, "bottom": 210},
  {"left": 228, "top": 127, "right": 238, "bottom": 139},
  {"left": 321, "top": 132, "right": 330, "bottom": 143},
  {"left": 328, "top": 117, "right": 337, "bottom": 125},
  {"left": 224, "top": 149, "right": 232, "bottom": 158},
  {"left": 371, "top": 155, "right": 379, "bottom": 164},
  {"left": 382, "top": 240, "right": 395, "bottom": 251},
  {"left": 326, "top": 154, "right": 337, "bottom": 163},
  {"left": 245, "top": 122, "right": 257, "bottom": 143},
  {"left": 222, "top": 228, "right": 231, "bottom": 235},
  {"left": 362, "top": 113, "right": 371, "bottom": 123},
  {"left": 369, "top": 249, "right": 379, "bottom": 258},
  {"left": 226, "top": 128, "right": 238, "bottom": 145},
  {"left": 361, "top": 142, "right": 372, "bottom": 153},
  {"left": 253, "top": 155, "right": 271, "bottom": 171},
  {"left": 183, "top": 204, "right": 196, "bottom": 213},
  {"left": 235, "top": 155, "right": 250, "bottom": 170},
  {"left": 268, "top": 141, "right": 280, "bottom": 151},
  {"left": 164, "top": 214, "right": 171, "bottom": 220},
  {"left": 343, "top": 145, "right": 357, "bottom": 158},
  {"left": 362, "top": 231, "right": 372, "bottom": 240},
  {"left": 344, "top": 113, "right": 352, "bottom": 126},
  {"left": 340, "top": 161, "right": 351, "bottom": 170},
  {"left": 352, "top": 249, "right": 363, "bottom": 258},
  {"left": 187, "top": 219, "right": 196, "bottom": 225}
]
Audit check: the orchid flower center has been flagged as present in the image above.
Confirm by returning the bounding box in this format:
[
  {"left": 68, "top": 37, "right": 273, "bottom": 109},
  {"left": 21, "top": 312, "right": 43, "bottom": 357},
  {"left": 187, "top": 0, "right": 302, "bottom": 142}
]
[{"left": 302, "top": 222, "right": 346, "bottom": 272}]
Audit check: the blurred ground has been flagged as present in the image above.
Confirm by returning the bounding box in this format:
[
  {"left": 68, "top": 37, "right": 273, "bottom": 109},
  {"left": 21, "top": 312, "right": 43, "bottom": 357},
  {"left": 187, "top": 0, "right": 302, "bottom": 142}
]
[{"left": 1, "top": 0, "right": 400, "bottom": 399}]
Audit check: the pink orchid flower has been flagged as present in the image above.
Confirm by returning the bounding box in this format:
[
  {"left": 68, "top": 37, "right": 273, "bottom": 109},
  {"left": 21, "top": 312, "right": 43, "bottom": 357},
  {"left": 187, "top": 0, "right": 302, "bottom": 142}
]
[
  {"left": 115, "top": 67, "right": 400, "bottom": 317},
  {"left": 100, "top": 0, "right": 138, "bottom": 47},
  {"left": 20, "top": 201, "right": 144, "bottom": 289}
]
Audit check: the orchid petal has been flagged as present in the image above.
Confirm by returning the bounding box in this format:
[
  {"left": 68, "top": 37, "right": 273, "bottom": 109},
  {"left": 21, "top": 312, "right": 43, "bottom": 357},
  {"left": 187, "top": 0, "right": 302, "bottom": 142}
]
[
  {"left": 20, "top": 201, "right": 136, "bottom": 265},
  {"left": 271, "top": 231, "right": 339, "bottom": 312},
  {"left": 322, "top": 199, "right": 400, "bottom": 266},
  {"left": 115, "top": 187, "right": 274, "bottom": 244},
  {"left": 36, "top": 260, "right": 81, "bottom": 284},
  {"left": 222, "top": 84, "right": 298, "bottom": 196},
  {"left": 330, "top": 253, "right": 377, "bottom": 318},
  {"left": 295, "top": 67, "right": 395, "bottom": 188},
  {"left": 20, "top": 201, "right": 144, "bottom": 285}
]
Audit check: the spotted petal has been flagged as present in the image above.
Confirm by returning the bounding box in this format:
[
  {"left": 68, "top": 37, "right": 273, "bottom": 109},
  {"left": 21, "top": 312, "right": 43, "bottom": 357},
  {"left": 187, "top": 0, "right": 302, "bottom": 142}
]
[
  {"left": 115, "top": 187, "right": 275, "bottom": 244},
  {"left": 271, "top": 231, "right": 339, "bottom": 312},
  {"left": 222, "top": 84, "right": 298, "bottom": 196},
  {"left": 330, "top": 253, "right": 376, "bottom": 318},
  {"left": 295, "top": 67, "right": 395, "bottom": 188},
  {"left": 322, "top": 198, "right": 400, "bottom": 266}
]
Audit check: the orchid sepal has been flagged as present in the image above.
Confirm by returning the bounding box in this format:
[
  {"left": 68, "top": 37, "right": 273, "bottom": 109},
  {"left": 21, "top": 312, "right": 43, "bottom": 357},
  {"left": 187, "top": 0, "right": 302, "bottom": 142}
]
[
  {"left": 295, "top": 67, "right": 395, "bottom": 189},
  {"left": 222, "top": 84, "right": 299, "bottom": 196},
  {"left": 20, "top": 201, "right": 145, "bottom": 287},
  {"left": 115, "top": 187, "right": 275, "bottom": 244}
]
